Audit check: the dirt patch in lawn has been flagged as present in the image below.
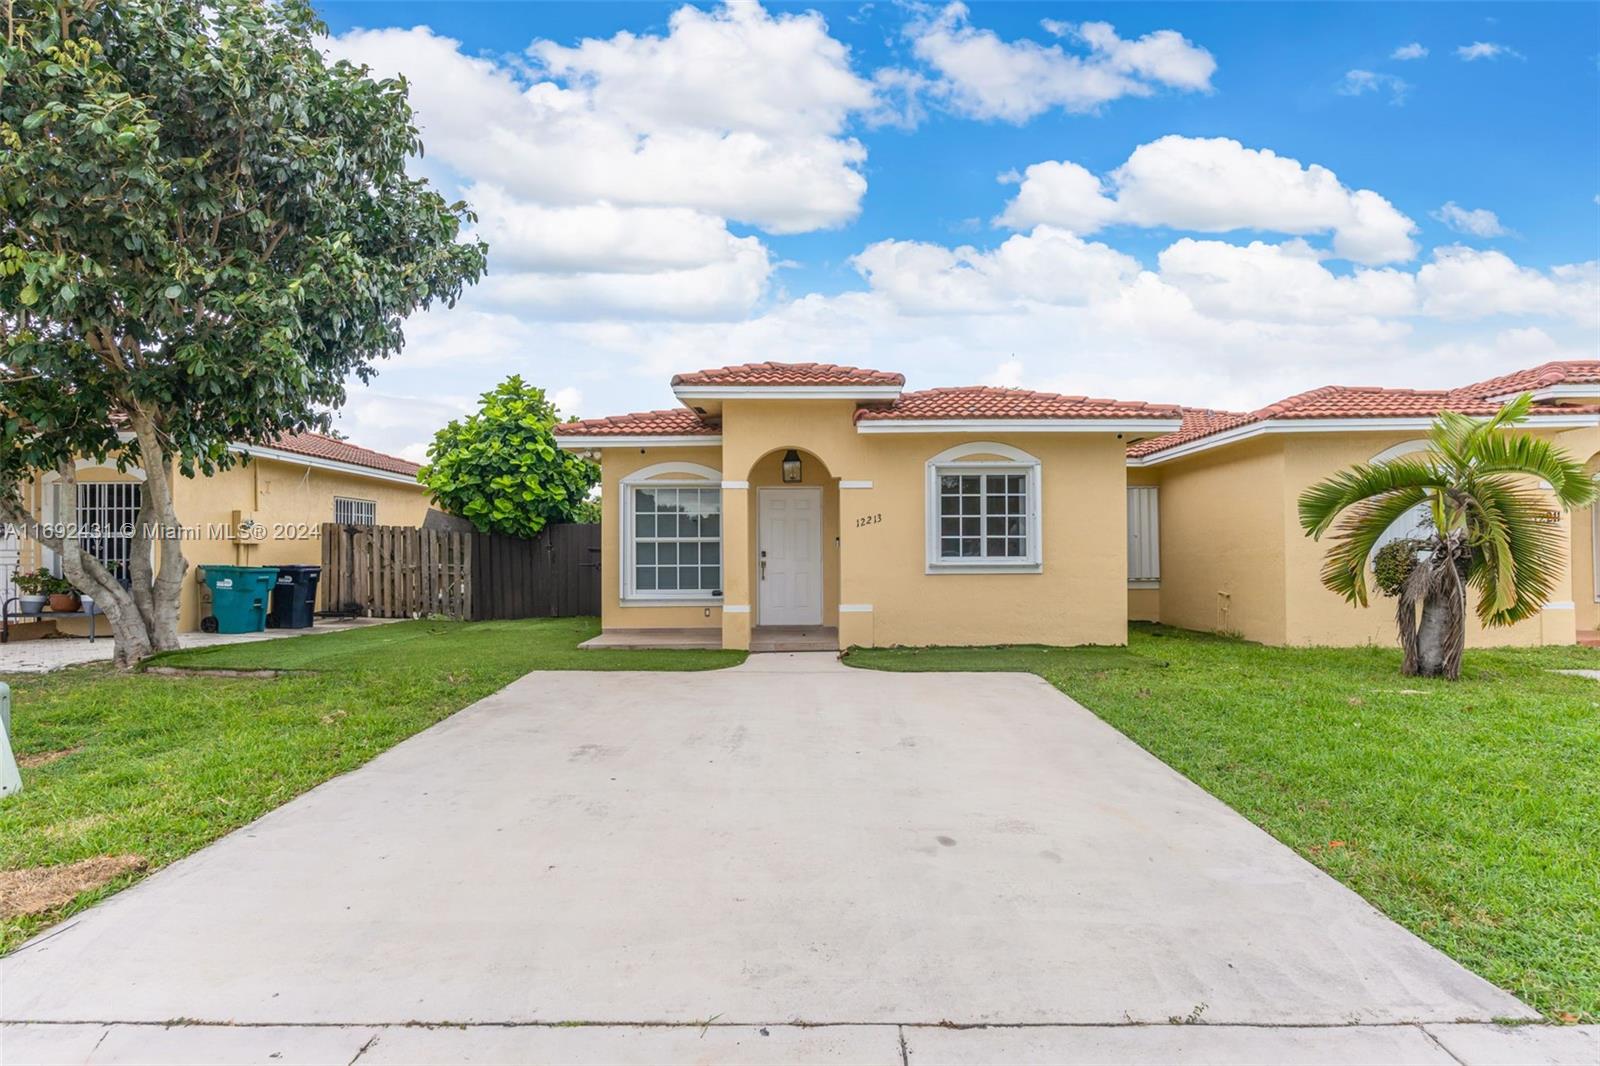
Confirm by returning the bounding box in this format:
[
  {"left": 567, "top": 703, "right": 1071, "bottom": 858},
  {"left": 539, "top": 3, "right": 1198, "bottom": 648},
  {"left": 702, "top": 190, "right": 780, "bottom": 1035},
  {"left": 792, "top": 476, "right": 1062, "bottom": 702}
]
[
  {"left": 16, "top": 747, "right": 81, "bottom": 768},
  {"left": 0, "top": 855, "right": 147, "bottom": 918}
]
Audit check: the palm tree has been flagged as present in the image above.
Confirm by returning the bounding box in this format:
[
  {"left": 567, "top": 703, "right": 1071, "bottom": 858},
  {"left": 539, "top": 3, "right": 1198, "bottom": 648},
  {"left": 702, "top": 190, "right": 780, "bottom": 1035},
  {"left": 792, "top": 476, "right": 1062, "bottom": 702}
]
[{"left": 1299, "top": 393, "right": 1596, "bottom": 679}]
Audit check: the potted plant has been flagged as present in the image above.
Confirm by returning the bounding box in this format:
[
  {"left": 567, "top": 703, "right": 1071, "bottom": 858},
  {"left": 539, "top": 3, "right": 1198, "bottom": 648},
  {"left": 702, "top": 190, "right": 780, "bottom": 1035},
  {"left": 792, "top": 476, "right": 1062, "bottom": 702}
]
[{"left": 12, "top": 568, "right": 55, "bottom": 616}]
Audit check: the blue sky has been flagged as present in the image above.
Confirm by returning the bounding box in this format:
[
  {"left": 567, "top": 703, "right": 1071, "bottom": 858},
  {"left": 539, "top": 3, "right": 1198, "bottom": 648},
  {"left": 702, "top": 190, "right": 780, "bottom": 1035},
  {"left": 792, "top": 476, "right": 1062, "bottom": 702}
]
[{"left": 314, "top": 2, "right": 1599, "bottom": 459}]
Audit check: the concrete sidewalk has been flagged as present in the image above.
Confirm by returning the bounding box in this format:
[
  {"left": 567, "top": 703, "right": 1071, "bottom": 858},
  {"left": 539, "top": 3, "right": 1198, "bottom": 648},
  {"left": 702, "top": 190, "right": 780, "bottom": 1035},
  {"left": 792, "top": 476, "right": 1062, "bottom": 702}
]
[
  {"left": 4, "top": 1020, "right": 1597, "bottom": 1064},
  {"left": 3, "top": 652, "right": 1586, "bottom": 1064}
]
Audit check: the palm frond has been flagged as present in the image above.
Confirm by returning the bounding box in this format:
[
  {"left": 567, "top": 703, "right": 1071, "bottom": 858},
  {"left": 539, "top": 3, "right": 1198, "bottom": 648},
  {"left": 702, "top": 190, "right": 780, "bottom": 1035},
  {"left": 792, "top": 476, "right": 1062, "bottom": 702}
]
[
  {"left": 1466, "top": 430, "right": 1598, "bottom": 508},
  {"left": 1318, "top": 486, "right": 1432, "bottom": 605},
  {"left": 1297, "top": 458, "right": 1444, "bottom": 539},
  {"left": 1465, "top": 477, "right": 1568, "bottom": 626}
]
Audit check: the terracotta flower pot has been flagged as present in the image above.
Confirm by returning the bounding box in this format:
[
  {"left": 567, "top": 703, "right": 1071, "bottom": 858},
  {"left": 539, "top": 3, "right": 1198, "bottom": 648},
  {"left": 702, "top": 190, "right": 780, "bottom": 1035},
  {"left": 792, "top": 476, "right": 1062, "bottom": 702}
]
[{"left": 48, "top": 593, "right": 81, "bottom": 613}]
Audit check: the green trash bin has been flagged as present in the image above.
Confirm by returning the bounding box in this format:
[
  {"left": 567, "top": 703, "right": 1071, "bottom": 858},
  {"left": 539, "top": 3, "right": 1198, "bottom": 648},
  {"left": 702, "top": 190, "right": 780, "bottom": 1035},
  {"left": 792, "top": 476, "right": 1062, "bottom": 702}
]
[{"left": 196, "top": 565, "right": 279, "bottom": 634}]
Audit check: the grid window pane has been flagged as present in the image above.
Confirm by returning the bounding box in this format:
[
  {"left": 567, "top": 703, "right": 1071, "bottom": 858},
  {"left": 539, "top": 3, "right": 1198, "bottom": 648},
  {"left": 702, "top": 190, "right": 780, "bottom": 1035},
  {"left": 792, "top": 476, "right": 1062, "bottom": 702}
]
[
  {"left": 935, "top": 469, "right": 1030, "bottom": 563},
  {"left": 632, "top": 484, "right": 723, "bottom": 595}
]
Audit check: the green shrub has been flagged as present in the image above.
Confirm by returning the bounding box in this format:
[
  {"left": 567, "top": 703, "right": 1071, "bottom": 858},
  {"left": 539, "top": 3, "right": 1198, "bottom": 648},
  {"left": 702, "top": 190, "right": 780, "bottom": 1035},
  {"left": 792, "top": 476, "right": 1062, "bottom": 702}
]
[{"left": 1372, "top": 538, "right": 1428, "bottom": 597}]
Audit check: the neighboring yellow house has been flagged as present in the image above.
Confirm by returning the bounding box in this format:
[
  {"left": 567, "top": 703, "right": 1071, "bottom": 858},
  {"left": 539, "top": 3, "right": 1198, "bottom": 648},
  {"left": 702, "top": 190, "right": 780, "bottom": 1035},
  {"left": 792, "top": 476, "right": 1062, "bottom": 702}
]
[
  {"left": 554, "top": 362, "right": 1183, "bottom": 651},
  {"left": 5, "top": 432, "right": 429, "bottom": 635},
  {"left": 1126, "top": 361, "right": 1600, "bottom": 648}
]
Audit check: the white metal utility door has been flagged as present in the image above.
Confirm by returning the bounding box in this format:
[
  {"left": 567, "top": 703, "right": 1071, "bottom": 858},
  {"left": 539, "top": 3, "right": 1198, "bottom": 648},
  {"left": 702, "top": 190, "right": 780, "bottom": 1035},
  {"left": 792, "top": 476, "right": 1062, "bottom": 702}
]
[{"left": 758, "top": 488, "right": 823, "bottom": 626}]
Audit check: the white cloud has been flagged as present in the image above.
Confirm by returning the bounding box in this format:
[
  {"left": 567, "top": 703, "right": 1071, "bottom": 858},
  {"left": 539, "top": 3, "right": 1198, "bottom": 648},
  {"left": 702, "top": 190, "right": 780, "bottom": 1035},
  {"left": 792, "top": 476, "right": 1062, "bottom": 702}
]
[
  {"left": 1156, "top": 239, "right": 1417, "bottom": 322},
  {"left": 907, "top": 3, "right": 1214, "bottom": 122},
  {"left": 1391, "top": 42, "right": 1429, "bottom": 60},
  {"left": 326, "top": 8, "right": 872, "bottom": 235},
  {"left": 1418, "top": 246, "right": 1598, "bottom": 320},
  {"left": 850, "top": 227, "right": 1141, "bottom": 314},
  {"left": 998, "top": 135, "right": 1419, "bottom": 264},
  {"left": 985, "top": 358, "right": 1025, "bottom": 387},
  {"left": 1337, "top": 69, "right": 1410, "bottom": 104},
  {"left": 1431, "top": 201, "right": 1509, "bottom": 238},
  {"left": 1456, "top": 41, "right": 1523, "bottom": 61}
]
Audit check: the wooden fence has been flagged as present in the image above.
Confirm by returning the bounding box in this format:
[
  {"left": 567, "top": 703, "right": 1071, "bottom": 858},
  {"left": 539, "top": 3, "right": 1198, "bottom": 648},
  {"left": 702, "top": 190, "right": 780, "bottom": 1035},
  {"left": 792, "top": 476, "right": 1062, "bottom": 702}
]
[{"left": 320, "top": 522, "right": 600, "bottom": 621}]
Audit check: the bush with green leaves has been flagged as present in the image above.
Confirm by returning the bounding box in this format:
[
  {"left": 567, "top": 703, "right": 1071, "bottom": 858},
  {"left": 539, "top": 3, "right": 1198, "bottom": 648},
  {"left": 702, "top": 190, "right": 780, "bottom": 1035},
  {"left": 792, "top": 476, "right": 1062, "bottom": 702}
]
[{"left": 419, "top": 377, "right": 600, "bottom": 539}]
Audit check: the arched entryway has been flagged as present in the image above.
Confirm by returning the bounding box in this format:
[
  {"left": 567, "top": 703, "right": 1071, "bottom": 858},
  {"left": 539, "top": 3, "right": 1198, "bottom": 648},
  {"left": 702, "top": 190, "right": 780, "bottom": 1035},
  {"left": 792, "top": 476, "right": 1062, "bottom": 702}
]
[{"left": 745, "top": 447, "right": 839, "bottom": 651}]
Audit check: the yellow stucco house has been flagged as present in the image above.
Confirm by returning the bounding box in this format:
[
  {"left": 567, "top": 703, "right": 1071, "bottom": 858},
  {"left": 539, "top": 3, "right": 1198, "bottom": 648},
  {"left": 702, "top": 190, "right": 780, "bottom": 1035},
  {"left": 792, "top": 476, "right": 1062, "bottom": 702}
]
[
  {"left": 4, "top": 432, "right": 430, "bottom": 636},
  {"left": 555, "top": 362, "right": 1184, "bottom": 651},
  {"left": 558, "top": 359, "right": 1600, "bottom": 653},
  {"left": 1126, "top": 360, "right": 1600, "bottom": 649}
]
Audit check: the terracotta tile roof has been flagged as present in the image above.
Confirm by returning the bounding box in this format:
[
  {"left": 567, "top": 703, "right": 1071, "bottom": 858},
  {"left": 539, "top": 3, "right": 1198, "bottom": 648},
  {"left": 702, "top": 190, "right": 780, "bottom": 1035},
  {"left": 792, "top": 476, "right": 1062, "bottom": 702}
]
[
  {"left": 671, "top": 361, "right": 905, "bottom": 388},
  {"left": 855, "top": 386, "right": 1182, "bottom": 422},
  {"left": 1129, "top": 361, "right": 1600, "bottom": 460},
  {"left": 1453, "top": 360, "right": 1600, "bottom": 399},
  {"left": 265, "top": 431, "right": 421, "bottom": 478},
  {"left": 1126, "top": 407, "right": 1255, "bottom": 458},
  {"left": 553, "top": 409, "right": 720, "bottom": 437}
]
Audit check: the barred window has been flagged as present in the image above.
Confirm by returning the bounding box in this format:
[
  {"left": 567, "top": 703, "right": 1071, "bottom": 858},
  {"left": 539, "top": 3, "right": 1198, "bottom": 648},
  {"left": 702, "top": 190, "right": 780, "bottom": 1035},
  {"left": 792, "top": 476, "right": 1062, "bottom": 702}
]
[
  {"left": 334, "top": 497, "right": 377, "bottom": 525},
  {"left": 76, "top": 482, "right": 142, "bottom": 584}
]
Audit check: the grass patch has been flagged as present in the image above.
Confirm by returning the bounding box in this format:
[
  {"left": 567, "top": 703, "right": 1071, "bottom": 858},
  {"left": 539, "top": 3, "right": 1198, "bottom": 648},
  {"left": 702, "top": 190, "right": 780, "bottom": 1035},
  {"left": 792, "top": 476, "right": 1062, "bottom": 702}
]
[
  {"left": 845, "top": 624, "right": 1600, "bottom": 1022},
  {"left": 1, "top": 617, "right": 740, "bottom": 951}
]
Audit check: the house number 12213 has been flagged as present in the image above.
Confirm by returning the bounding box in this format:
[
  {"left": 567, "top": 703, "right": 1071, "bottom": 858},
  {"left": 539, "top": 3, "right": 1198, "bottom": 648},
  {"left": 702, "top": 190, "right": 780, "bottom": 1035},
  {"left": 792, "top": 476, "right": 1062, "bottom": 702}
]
[{"left": 855, "top": 513, "right": 882, "bottom": 527}]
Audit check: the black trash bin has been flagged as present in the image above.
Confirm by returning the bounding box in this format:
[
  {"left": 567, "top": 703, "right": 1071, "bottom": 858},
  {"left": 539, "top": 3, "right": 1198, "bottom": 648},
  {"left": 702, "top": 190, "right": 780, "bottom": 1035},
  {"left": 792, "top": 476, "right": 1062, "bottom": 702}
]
[{"left": 267, "top": 565, "right": 322, "bottom": 629}]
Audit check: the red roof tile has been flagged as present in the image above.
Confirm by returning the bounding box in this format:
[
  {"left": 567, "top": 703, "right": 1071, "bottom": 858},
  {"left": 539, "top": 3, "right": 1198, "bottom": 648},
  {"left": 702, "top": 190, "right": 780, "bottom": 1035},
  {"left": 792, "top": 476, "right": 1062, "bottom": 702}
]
[
  {"left": 671, "top": 361, "right": 905, "bottom": 387},
  {"left": 265, "top": 432, "right": 421, "bottom": 477},
  {"left": 856, "top": 386, "right": 1181, "bottom": 422},
  {"left": 1453, "top": 360, "right": 1600, "bottom": 399},
  {"left": 1127, "top": 407, "right": 1255, "bottom": 458},
  {"left": 554, "top": 409, "right": 720, "bottom": 437},
  {"left": 1129, "top": 362, "right": 1600, "bottom": 460}
]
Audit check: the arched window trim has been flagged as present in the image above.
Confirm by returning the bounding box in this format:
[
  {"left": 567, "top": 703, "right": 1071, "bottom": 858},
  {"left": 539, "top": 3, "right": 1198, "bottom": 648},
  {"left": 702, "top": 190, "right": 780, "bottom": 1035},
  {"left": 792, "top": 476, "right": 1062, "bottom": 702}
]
[
  {"left": 924, "top": 442, "right": 1043, "bottom": 574},
  {"left": 618, "top": 462, "right": 723, "bottom": 606}
]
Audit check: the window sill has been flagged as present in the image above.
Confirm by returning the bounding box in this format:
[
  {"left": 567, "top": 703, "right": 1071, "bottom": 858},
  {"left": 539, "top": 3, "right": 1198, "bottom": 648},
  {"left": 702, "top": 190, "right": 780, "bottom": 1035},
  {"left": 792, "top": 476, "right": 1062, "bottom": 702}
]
[
  {"left": 620, "top": 597, "right": 723, "bottom": 608},
  {"left": 1129, "top": 580, "right": 1160, "bottom": 590},
  {"left": 925, "top": 562, "right": 1042, "bottom": 575}
]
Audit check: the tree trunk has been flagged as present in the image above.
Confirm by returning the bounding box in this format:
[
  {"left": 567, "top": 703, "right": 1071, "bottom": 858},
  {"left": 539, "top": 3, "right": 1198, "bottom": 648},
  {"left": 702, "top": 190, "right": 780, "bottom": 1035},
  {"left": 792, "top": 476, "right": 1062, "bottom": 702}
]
[
  {"left": 1396, "top": 541, "right": 1467, "bottom": 681},
  {"left": 0, "top": 418, "right": 189, "bottom": 670}
]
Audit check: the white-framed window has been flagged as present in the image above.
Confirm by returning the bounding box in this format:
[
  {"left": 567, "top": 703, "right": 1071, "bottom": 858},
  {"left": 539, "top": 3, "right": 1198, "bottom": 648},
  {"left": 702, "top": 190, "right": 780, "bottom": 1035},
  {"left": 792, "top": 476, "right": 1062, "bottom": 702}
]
[
  {"left": 1127, "top": 486, "right": 1159, "bottom": 588},
  {"left": 621, "top": 462, "right": 723, "bottom": 603},
  {"left": 334, "top": 497, "right": 377, "bottom": 525},
  {"left": 1369, "top": 440, "right": 1434, "bottom": 554},
  {"left": 72, "top": 482, "right": 142, "bottom": 584},
  {"left": 925, "top": 442, "right": 1042, "bottom": 573}
]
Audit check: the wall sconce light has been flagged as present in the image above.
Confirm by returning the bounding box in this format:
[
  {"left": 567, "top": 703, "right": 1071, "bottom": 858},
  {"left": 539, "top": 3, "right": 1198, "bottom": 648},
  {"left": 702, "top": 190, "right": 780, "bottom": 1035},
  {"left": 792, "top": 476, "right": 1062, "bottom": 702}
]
[{"left": 781, "top": 449, "right": 803, "bottom": 483}]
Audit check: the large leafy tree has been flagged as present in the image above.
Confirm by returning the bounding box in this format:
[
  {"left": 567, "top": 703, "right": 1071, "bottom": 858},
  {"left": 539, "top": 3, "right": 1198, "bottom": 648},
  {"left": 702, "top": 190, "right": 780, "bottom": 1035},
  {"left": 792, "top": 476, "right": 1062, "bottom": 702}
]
[
  {"left": 419, "top": 376, "right": 599, "bottom": 539},
  {"left": 1299, "top": 394, "right": 1595, "bottom": 679},
  {"left": 0, "top": 0, "right": 486, "bottom": 666}
]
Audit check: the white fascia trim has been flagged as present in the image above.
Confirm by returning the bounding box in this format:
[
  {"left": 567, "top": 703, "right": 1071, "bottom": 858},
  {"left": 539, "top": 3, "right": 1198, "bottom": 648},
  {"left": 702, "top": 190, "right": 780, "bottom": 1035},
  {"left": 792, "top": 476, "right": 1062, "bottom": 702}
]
[
  {"left": 1127, "top": 413, "right": 1600, "bottom": 467},
  {"left": 838, "top": 603, "right": 873, "bottom": 613},
  {"left": 860, "top": 418, "right": 1184, "bottom": 435},
  {"left": 231, "top": 444, "right": 421, "bottom": 486},
  {"left": 722, "top": 604, "right": 751, "bottom": 614},
  {"left": 839, "top": 480, "right": 874, "bottom": 489},
  {"left": 673, "top": 385, "right": 903, "bottom": 401},
  {"left": 552, "top": 435, "right": 722, "bottom": 449}
]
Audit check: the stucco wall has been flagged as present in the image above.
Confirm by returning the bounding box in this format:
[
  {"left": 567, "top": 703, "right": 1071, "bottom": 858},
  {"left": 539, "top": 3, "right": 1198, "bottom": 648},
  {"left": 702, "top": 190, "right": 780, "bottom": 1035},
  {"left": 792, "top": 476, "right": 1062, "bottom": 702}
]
[
  {"left": 596, "top": 444, "right": 725, "bottom": 633},
  {"left": 1144, "top": 424, "right": 1598, "bottom": 647},
  {"left": 17, "top": 454, "right": 429, "bottom": 633},
  {"left": 1143, "top": 438, "right": 1289, "bottom": 643}
]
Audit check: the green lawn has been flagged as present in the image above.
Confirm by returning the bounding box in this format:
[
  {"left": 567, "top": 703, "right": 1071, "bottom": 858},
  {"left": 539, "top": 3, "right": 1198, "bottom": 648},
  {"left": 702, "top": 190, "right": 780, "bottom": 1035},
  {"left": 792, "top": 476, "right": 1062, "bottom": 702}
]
[
  {"left": 0, "top": 618, "right": 741, "bottom": 951},
  {"left": 847, "top": 625, "right": 1600, "bottom": 1023}
]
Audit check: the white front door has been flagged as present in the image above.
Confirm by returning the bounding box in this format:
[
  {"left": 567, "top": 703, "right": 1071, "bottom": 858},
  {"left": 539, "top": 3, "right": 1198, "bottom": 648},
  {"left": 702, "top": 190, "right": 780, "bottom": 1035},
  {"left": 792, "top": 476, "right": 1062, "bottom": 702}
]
[{"left": 758, "top": 488, "right": 823, "bottom": 626}]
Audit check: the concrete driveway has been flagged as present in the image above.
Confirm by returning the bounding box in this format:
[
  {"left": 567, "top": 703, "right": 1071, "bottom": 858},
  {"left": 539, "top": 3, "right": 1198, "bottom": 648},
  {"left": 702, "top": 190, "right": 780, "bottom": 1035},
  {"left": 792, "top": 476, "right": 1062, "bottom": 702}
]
[{"left": 7, "top": 654, "right": 1591, "bottom": 1064}]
